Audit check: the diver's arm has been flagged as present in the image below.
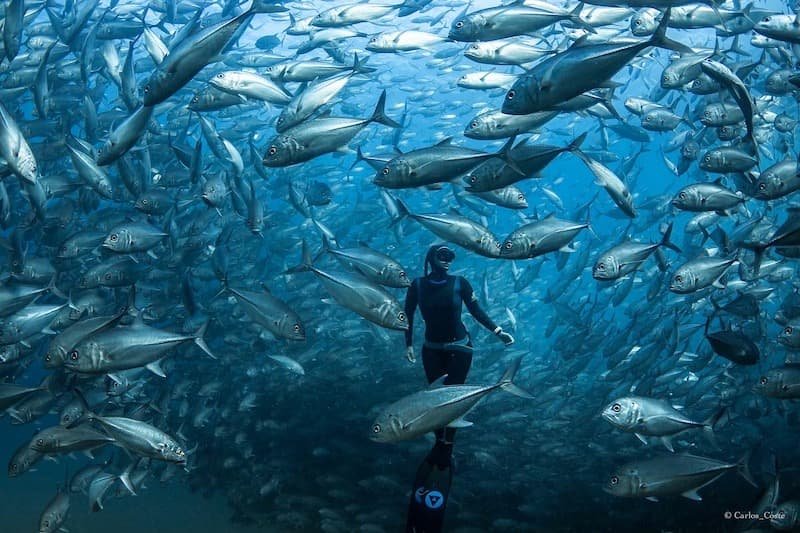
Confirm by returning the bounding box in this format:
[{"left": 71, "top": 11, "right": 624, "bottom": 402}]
[
  {"left": 404, "top": 279, "right": 418, "bottom": 347},
  {"left": 461, "top": 278, "right": 498, "bottom": 332}
]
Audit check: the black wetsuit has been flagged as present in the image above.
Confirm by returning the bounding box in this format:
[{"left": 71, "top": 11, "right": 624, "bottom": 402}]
[
  {"left": 404, "top": 273, "right": 497, "bottom": 533},
  {"left": 404, "top": 274, "right": 498, "bottom": 421}
]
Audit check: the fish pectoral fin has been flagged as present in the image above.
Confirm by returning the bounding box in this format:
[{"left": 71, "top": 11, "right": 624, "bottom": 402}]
[
  {"left": 447, "top": 417, "right": 473, "bottom": 429},
  {"left": 645, "top": 496, "right": 659, "bottom": 502},
  {"left": 681, "top": 489, "right": 703, "bottom": 501},
  {"left": 634, "top": 433, "right": 648, "bottom": 445},
  {"left": 145, "top": 360, "right": 166, "bottom": 378},
  {"left": 661, "top": 437, "right": 675, "bottom": 453}
]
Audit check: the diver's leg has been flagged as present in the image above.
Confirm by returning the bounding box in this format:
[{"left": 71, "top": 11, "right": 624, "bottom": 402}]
[
  {"left": 438, "top": 349, "right": 474, "bottom": 460},
  {"left": 422, "top": 346, "right": 448, "bottom": 444},
  {"left": 408, "top": 347, "right": 453, "bottom": 532}
]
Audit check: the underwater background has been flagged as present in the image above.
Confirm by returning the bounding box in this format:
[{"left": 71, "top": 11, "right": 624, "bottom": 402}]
[{"left": 1, "top": 0, "right": 799, "bottom": 531}]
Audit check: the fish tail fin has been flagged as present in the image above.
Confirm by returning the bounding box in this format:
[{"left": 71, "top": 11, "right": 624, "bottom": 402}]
[
  {"left": 249, "top": 0, "right": 289, "bottom": 14},
  {"left": 650, "top": 8, "right": 693, "bottom": 54},
  {"left": 119, "top": 461, "right": 137, "bottom": 496},
  {"left": 569, "top": 3, "right": 596, "bottom": 34},
  {"left": 68, "top": 388, "right": 97, "bottom": 428},
  {"left": 351, "top": 53, "right": 376, "bottom": 75},
  {"left": 369, "top": 90, "right": 400, "bottom": 128},
  {"left": 313, "top": 234, "right": 333, "bottom": 262},
  {"left": 193, "top": 320, "right": 217, "bottom": 359},
  {"left": 47, "top": 274, "right": 68, "bottom": 301},
  {"left": 390, "top": 197, "right": 411, "bottom": 227},
  {"left": 660, "top": 221, "right": 682, "bottom": 253},
  {"left": 350, "top": 145, "right": 366, "bottom": 170},
  {"left": 284, "top": 239, "right": 314, "bottom": 273},
  {"left": 496, "top": 135, "right": 526, "bottom": 176},
  {"left": 568, "top": 132, "right": 588, "bottom": 152},
  {"left": 498, "top": 356, "right": 534, "bottom": 399},
  {"left": 741, "top": 241, "right": 766, "bottom": 277},
  {"left": 737, "top": 449, "right": 758, "bottom": 488},
  {"left": 212, "top": 277, "right": 229, "bottom": 301},
  {"left": 745, "top": 131, "right": 760, "bottom": 163},
  {"left": 701, "top": 406, "right": 726, "bottom": 450}
]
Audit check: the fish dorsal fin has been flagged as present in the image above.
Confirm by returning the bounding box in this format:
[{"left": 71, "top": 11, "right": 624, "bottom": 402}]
[
  {"left": 435, "top": 137, "right": 453, "bottom": 147},
  {"left": 428, "top": 374, "right": 449, "bottom": 388},
  {"left": 570, "top": 35, "right": 593, "bottom": 49}
]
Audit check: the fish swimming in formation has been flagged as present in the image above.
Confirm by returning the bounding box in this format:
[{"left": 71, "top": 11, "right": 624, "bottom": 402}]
[{"left": 0, "top": 0, "right": 798, "bottom": 531}]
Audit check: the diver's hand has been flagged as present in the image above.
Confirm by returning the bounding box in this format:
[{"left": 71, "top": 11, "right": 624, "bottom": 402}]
[
  {"left": 406, "top": 346, "right": 416, "bottom": 363},
  {"left": 496, "top": 329, "right": 515, "bottom": 346}
]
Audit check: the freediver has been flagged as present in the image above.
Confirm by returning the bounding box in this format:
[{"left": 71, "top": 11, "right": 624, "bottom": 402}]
[{"left": 403, "top": 243, "right": 515, "bottom": 532}]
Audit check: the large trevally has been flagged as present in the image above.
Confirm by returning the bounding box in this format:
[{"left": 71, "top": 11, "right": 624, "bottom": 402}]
[{"left": 370, "top": 357, "right": 533, "bottom": 443}]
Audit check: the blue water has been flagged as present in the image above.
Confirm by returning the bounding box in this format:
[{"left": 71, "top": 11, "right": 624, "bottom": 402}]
[{"left": 2, "top": 0, "right": 800, "bottom": 531}]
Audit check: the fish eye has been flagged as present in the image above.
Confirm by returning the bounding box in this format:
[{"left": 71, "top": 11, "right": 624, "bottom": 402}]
[
  {"left": 763, "top": 16, "right": 770, "bottom": 22},
  {"left": 381, "top": 167, "right": 389, "bottom": 175},
  {"left": 37, "top": 439, "right": 43, "bottom": 446},
  {"left": 760, "top": 376, "right": 768, "bottom": 385},
  {"left": 634, "top": 20, "right": 641, "bottom": 26},
  {"left": 63, "top": 414, "right": 69, "bottom": 421},
  {"left": 678, "top": 192, "right": 686, "bottom": 199},
  {"left": 268, "top": 146, "right": 277, "bottom": 156},
  {"left": 675, "top": 275, "right": 683, "bottom": 283},
  {"left": 470, "top": 121, "right": 477, "bottom": 129},
  {"left": 597, "top": 263, "right": 605, "bottom": 270},
  {"left": 277, "top": 117, "right": 284, "bottom": 125},
  {"left": 105, "top": 273, "right": 112, "bottom": 280},
  {"left": 293, "top": 324, "right": 301, "bottom": 332},
  {"left": 517, "top": 194, "right": 524, "bottom": 200},
  {"left": 209, "top": 186, "right": 215, "bottom": 192},
  {"left": 612, "top": 403, "right": 621, "bottom": 412},
  {"left": 455, "top": 21, "right": 463, "bottom": 29},
  {"left": 110, "top": 233, "right": 118, "bottom": 241},
  {"left": 44, "top": 354, "right": 51, "bottom": 362},
  {"left": 504, "top": 242, "right": 512, "bottom": 249},
  {"left": 216, "top": 73, "right": 225, "bottom": 79},
  {"left": 470, "top": 44, "right": 478, "bottom": 50},
  {"left": 506, "top": 90, "right": 515, "bottom": 100},
  {"left": 398, "top": 312, "right": 406, "bottom": 321},
  {"left": 372, "top": 423, "right": 381, "bottom": 433},
  {"left": 70, "top": 350, "right": 79, "bottom": 360},
  {"left": 610, "top": 476, "right": 619, "bottom": 485},
  {"left": 191, "top": 95, "right": 199, "bottom": 104},
  {"left": 786, "top": 326, "right": 794, "bottom": 335},
  {"left": 144, "top": 85, "right": 150, "bottom": 94},
  {"left": 759, "top": 183, "right": 766, "bottom": 190}
]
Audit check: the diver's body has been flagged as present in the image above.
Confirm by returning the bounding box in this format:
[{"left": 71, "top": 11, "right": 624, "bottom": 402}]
[{"left": 404, "top": 244, "right": 514, "bottom": 533}]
